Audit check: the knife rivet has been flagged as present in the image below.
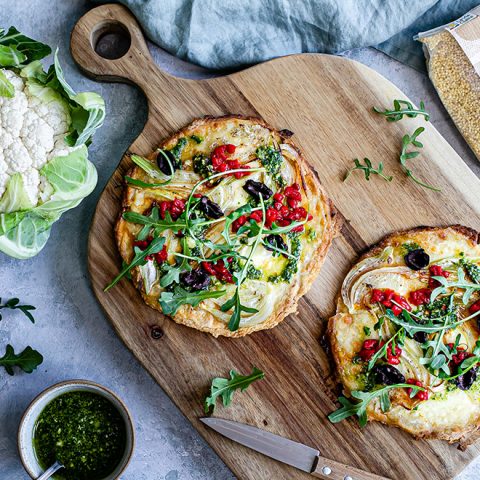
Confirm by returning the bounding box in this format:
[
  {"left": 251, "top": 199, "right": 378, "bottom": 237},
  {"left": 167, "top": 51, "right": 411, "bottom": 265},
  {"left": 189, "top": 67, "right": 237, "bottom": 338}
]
[
  {"left": 321, "top": 466, "right": 332, "bottom": 475},
  {"left": 344, "top": 476, "right": 353, "bottom": 480}
]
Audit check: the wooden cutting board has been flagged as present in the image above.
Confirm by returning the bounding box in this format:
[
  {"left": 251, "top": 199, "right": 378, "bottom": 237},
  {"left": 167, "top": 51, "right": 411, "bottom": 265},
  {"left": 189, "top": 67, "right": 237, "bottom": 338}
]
[{"left": 73, "top": 4, "right": 480, "bottom": 479}]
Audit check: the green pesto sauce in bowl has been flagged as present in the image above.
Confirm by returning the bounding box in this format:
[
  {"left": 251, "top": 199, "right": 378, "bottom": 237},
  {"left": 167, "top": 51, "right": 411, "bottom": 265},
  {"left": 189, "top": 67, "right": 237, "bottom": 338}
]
[{"left": 33, "top": 391, "right": 127, "bottom": 480}]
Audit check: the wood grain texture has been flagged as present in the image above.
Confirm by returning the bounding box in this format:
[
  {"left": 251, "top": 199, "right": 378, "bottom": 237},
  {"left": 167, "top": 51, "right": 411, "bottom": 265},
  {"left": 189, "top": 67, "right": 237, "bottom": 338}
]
[{"left": 72, "top": 4, "right": 480, "bottom": 480}]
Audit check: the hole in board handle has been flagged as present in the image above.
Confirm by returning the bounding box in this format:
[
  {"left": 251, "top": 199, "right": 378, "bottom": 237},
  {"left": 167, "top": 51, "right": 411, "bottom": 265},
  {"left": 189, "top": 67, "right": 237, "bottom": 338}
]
[{"left": 91, "top": 20, "right": 131, "bottom": 60}]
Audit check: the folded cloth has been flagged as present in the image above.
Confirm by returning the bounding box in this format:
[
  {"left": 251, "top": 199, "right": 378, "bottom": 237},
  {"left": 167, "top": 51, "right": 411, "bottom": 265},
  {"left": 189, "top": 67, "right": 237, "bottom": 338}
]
[{"left": 96, "top": 0, "right": 480, "bottom": 70}]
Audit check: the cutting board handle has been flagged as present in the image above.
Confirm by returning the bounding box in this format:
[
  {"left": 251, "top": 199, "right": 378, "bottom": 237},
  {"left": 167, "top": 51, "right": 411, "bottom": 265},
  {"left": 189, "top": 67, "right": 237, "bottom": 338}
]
[{"left": 70, "top": 3, "right": 163, "bottom": 90}]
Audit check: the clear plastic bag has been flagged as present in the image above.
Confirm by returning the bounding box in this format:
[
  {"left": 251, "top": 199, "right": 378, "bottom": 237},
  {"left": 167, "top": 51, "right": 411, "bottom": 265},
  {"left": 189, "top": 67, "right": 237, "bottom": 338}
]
[{"left": 417, "top": 6, "right": 480, "bottom": 159}]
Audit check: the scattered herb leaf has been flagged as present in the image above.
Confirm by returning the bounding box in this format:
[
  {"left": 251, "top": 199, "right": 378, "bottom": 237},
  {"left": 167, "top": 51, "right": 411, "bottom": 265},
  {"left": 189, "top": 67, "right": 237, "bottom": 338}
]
[
  {"left": 344, "top": 158, "right": 393, "bottom": 183},
  {"left": 204, "top": 367, "right": 264, "bottom": 413},
  {"left": 373, "top": 99, "right": 429, "bottom": 122},
  {"left": 0, "top": 344, "right": 43, "bottom": 375}
]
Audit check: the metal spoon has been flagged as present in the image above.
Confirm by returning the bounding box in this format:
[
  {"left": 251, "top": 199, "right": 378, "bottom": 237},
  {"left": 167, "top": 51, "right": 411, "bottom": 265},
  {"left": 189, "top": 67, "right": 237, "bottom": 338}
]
[{"left": 36, "top": 460, "right": 64, "bottom": 480}]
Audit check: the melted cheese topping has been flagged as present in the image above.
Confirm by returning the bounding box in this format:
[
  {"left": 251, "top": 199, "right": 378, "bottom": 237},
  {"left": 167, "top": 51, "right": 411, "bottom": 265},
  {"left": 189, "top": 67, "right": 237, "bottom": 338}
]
[
  {"left": 331, "top": 227, "right": 480, "bottom": 438},
  {"left": 121, "top": 117, "right": 329, "bottom": 332}
]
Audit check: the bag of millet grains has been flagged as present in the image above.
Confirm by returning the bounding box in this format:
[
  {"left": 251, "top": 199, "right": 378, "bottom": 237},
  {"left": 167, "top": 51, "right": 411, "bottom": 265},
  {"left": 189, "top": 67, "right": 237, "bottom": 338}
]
[{"left": 416, "top": 6, "right": 480, "bottom": 159}]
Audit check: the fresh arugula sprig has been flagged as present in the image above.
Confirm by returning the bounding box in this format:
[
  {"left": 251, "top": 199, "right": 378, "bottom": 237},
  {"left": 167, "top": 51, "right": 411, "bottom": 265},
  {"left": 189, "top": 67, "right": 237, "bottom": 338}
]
[
  {"left": 222, "top": 204, "right": 253, "bottom": 245},
  {"left": 105, "top": 236, "right": 166, "bottom": 292},
  {"left": 221, "top": 197, "right": 266, "bottom": 331},
  {"left": 159, "top": 237, "right": 192, "bottom": 288},
  {"left": 183, "top": 167, "right": 265, "bottom": 244},
  {"left": 373, "top": 99, "right": 430, "bottom": 122},
  {"left": 399, "top": 127, "right": 440, "bottom": 192},
  {"left": 0, "top": 344, "right": 43, "bottom": 375},
  {"left": 385, "top": 299, "right": 480, "bottom": 336},
  {"left": 328, "top": 383, "right": 424, "bottom": 427},
  {"left": 0, "top": 297, "right": 35, "bottom": 323},
  {"left": 160, "top": 286, "right": 226, "bottom": 316},
  {"left": 236, "top": 217, "right": 307, "bottom": 238},
  {"left": 204, "top": 367, "right": 264, "bottom": 413},
  {"left": 430, "top": 267, "right": 480, "bottom": 304},
  {"left": 344, "top": 158, "right": 392, "bottom": 183},
  {"left": 439, "top": 342, "right": 480, "bottom": 381},
  {"left": 123, "top": 210, "right": 187, "bottom": 235},
  {"left": 367, "top": 327, "right": 405, "bottom": 371}
]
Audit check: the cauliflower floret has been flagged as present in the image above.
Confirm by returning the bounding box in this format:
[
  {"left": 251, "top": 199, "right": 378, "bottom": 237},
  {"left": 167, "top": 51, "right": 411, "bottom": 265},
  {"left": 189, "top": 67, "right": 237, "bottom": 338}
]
[
  {"left": 0, "top": 69, "right": 76, "bottom": 209},
  {"left": 20, "top": 114, "right": 55, "bottom": 169},
  {"left": 21, "top": 168, "right": 40, "bottom": 205},
  {"left": 4, "top": 141, "right": 31, "bottom": 173}
]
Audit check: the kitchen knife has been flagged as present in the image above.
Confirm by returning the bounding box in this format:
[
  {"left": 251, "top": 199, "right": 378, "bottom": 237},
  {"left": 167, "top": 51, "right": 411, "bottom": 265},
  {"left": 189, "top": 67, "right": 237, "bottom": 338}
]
[{"left": 200, "top": 417, "right": 390, "bottom": 480}]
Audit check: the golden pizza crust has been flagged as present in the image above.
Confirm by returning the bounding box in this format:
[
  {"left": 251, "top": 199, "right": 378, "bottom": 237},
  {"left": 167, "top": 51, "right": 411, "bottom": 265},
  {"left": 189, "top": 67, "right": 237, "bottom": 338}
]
[
  {"left": 116, "top": 115, "right": 338, "bottom": 337},
  {"left": 328, "top": 225, "right": 480, "bottom": 442}
]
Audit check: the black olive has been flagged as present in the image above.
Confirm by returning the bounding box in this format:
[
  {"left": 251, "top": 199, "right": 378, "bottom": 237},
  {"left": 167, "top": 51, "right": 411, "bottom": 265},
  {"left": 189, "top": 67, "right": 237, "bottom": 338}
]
[
  {"left": 180, "top": 268, "right": 211, "bottom": 291},
  {"left": 413, "top": 331, "right": 428, "bottom": 344},
  {"left": 279, "top": 129, "right": 294, "bottom": 138},
  {"left": 157, "top": 150, "right": 177, "bottom": 175},
  {"left": 264, "top": 234, "right": 288, "bottom": 256},
  {"left": 197, "top": 196, "right": 224, "bottom": 219},
  {"left": 243, "top": 180, "right": 273, "bottom": 201},
  {"left": 404, "top": 248, "right": 430, "bottom": 271},
  {"left": 455, "top": 367, "right": 477, "bottom": 390},
  {"left": 371, "top": 364, "right": 406, "bottom": 386}
]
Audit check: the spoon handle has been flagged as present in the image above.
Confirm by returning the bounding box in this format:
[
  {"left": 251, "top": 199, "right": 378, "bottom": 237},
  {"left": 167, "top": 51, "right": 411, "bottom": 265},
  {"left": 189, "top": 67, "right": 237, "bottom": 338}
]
[{"left": 37, "top": 461, "right": 64, "bottom": 480}]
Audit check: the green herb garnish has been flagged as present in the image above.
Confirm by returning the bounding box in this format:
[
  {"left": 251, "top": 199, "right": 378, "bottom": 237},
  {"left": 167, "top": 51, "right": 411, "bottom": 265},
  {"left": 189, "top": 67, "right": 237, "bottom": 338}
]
[
  {"left": 204, "top": 367, "right": 264, "bottom": 413},
  {"left": 460, "top": 258, "right": 480, "bottom": 285},
  {"left": 256, "top": 145, "right": 285, "bottom": 186},
  {"left": 373, "top": 99, "right": 430, "bottom": 122},
  {"left": 167, "top": 137, "right": 187, "bottom": 168},
  {"left": 344, "top": 158, "right": 392, "bottom": 183},
  {"left": 220, "top": 196, "right": 268, "bottom": 331},
  {"left": 0, "top": 297, "right": 35, "bottom": 322},
  {"left": 328, "top": 383, "right": 424, "bottom": 427},
  {"left": 0, "top": 344, "right": 43, "bottom": 375},
  {"left": 190, "top": 135, "right": 203, "bottom": 144},
  {"left": 159, "top": 286, "right": 226, "bottom": 315},
  {"left": 104, "top": 236, "right": 166, "bottom": 292},
  {"left": 399, "top": 127, "right": 440, "bottom": 191}
]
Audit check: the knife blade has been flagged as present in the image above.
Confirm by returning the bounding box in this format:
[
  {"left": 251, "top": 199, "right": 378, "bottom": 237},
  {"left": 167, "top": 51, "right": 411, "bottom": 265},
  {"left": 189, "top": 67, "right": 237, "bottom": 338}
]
[{"left": 200, "top": 417, "right": 390, "bottom": 480}]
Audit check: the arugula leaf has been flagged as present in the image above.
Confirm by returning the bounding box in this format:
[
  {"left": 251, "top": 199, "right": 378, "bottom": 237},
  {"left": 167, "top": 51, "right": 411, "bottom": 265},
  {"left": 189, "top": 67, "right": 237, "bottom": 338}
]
[
  {"left": 367, "top": 327, "right": 404, "bottom": 371},
  {"left": 344, "top": 158, "right": 393, "bottom": 183},
  {"left": 328, "top": 383, "right": 424, "bottom": 427},
  {"left": 123, "top": 210, "right": 186, "bottom": 235},
  {"left": 0, "top": 297, "right": 36, "bottom": 323},
  {"left": 204, "top": 367, "right": 264, "bottom": 413},
  {"left": 221, "top": 288, "right": 259, "bottom": 331},
  {"left": 160, "top": 237, "right": 191, "bottom": 288},
  {"left": 159, "top": 286, "right": 226, "bottom": 315},
  {"left": 221, "top": 197, "right": 265, "bottom": 331},
  {"left": 399, "top": 127, "right": 440, "bottom": 192},
  {"left": 222, "top": 204, "right": 252, "bottom": 245},
  {"left": 104, "top": 236, "right": 166, "bottom": 292},
  {"left": 0, "top": 344, "right": 43, "bottom": 375},
  {"left": 373, "top": 99, "right": 429, "bottom": 122},
  {"left": 430, "top": 267, "right": 480, "bottom": 304}
]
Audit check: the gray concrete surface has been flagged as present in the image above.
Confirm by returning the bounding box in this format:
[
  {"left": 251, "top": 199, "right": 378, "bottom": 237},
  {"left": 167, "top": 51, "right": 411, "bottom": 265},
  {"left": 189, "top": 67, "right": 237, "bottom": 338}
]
[{"left": 0, "top": 1, "right": 479, "bottom": 479}]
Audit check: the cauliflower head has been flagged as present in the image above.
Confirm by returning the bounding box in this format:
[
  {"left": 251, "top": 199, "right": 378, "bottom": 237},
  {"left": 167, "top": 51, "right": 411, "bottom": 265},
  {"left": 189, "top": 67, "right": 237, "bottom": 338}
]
[
  {"left": 0, "top": 69, "right": 76, "bottom": 205},
  {"left": 0, "top": 27, "right": 105, "bottom": 259}
]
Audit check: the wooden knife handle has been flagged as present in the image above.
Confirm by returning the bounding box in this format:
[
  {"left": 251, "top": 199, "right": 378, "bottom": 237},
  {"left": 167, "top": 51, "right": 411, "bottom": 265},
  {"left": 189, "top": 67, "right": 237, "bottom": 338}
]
[{"left": 311, "top": 455, "right": 390, "bottom": 480}]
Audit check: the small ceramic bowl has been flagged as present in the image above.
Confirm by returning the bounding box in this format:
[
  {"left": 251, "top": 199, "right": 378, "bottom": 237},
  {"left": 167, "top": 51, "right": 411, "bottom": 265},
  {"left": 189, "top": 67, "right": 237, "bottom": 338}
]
[{"left": 18, "top": 380, "right": 135, "bottom": 479}]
